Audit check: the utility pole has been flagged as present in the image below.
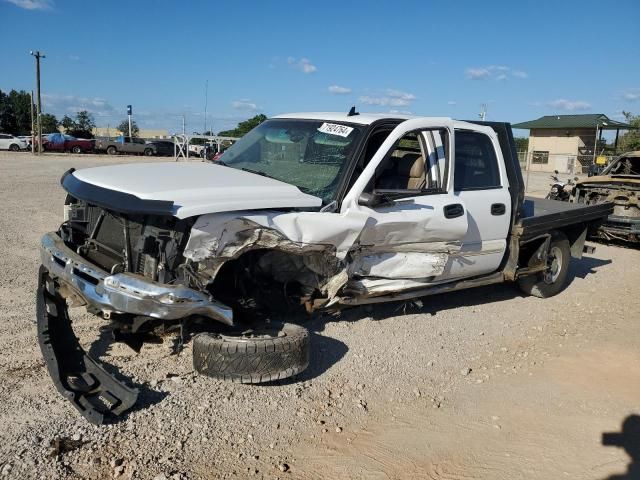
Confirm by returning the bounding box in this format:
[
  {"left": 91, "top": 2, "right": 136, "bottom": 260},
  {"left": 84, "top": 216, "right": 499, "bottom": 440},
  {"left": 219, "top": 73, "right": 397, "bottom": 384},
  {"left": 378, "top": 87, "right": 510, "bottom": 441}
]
[
  {"left": 204, "top": 80, "right": 208, "bottom": 134},
  {"left": 479, "top": 103, "right": 487, "bottom": 121},
  {"left": 30, "top": 50, "right": 45, "bottom": 155},
  {"left": 29, "top": 91, "right": 35, "bottom": 154}
]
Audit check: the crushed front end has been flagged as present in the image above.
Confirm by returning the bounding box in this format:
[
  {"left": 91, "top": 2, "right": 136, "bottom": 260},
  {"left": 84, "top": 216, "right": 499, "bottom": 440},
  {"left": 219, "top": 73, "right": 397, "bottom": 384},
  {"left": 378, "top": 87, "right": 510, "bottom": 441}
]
[
  {"left": 37, "top": 194, "right": 234, "bottom": 424},
  {"left": 573, "top": 180, "right": 640, "bottom": 243}
]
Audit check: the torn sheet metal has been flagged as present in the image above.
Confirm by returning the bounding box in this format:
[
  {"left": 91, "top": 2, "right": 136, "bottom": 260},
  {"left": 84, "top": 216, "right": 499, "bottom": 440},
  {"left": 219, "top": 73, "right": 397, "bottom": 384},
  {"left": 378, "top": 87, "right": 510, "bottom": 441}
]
[
  {"left": 184, "top": 209, "right": 370, "bottom": 262},
  {"left": 348, "top": 251, "right": 449, "bottom": 279}
]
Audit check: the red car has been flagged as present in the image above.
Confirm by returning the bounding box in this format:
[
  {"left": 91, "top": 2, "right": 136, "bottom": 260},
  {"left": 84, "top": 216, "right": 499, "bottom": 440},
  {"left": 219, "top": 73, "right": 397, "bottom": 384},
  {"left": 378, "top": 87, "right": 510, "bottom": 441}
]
[{"left": 42, "top": 133, "right": 95, "bottom": 154}]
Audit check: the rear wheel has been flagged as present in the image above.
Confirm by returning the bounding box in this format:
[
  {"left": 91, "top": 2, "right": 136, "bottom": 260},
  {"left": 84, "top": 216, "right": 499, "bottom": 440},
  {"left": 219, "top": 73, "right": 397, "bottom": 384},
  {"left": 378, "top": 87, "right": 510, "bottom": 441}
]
[
  {"left": 71, "top": 145, "right": 82, "bottom": 154},
  {"left": 106, "top": 146, "right": 117, "bottom": 155},
  {"left": 517, "top": 231, "right": 571, "bottom": 298},
  {"left": 193, "top": 323, "right": 310, "bottom": 383},
  {"left": 9, "top": 144, "right": 19, "bottom": 152},
  {"left": 143, "top": 148, "right": 153, "bottom": 156}
]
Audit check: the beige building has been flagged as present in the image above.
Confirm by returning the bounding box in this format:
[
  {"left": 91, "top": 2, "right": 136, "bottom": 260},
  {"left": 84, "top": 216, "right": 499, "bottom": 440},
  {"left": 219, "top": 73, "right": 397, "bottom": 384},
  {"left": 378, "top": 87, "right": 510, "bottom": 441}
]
[
  {"left": 92, "top": 127, "right": 170, "bottom": 139},
  {"left": 513, "top": 114, "right": 632, "bottom": 173}
]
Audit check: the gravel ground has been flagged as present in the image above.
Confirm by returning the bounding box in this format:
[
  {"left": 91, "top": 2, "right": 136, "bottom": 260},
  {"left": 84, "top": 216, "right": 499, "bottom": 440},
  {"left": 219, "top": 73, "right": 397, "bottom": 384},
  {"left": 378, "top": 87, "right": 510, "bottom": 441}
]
[{"left": 0, "top": 151, "right": 638, "bottom": 480}]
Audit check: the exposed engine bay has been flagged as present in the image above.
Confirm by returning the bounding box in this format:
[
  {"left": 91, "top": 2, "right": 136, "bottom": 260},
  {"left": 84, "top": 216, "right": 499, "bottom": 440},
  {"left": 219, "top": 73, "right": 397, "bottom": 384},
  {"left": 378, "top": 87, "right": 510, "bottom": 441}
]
[
  {"left": 59, "top": 196, "right": 343, "bottom": 325},
  {"left": 573, "top": 154, "right": 640, "bottom": 243}
]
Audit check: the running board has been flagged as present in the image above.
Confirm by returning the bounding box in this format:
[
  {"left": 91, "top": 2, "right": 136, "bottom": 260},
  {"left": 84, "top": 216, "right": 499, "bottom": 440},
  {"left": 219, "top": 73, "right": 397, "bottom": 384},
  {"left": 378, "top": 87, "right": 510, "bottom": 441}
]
[{"left": 37, "top": 266, "right": 138, "bottom": 425}]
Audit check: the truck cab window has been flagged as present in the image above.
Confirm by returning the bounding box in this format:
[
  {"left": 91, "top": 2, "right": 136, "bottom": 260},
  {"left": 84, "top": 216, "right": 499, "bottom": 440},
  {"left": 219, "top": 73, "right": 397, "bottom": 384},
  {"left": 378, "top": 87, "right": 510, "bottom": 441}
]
[
  {"left": 373, "top": 130, "right": 448, "bottom": 192},
  {"left": 454, "top": 131, "right": 501, "bottom": 191}
]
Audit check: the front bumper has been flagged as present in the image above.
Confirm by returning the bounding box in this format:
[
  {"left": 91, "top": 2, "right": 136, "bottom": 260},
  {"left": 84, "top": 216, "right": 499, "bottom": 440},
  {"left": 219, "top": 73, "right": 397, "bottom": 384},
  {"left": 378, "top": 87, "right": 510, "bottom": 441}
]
[{"left": 40, "top": 232, "right": 233, "bottom": 325}]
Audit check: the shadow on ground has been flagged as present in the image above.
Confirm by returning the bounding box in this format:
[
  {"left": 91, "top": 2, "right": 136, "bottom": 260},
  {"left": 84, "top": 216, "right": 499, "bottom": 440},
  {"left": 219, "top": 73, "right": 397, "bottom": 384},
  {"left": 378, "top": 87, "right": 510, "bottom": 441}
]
[
  {"left": 87, "top": 326, "right": 168, "bottom": 422},
  {"left": 602, "top": 415, "right": 640, "bottom": 480}
]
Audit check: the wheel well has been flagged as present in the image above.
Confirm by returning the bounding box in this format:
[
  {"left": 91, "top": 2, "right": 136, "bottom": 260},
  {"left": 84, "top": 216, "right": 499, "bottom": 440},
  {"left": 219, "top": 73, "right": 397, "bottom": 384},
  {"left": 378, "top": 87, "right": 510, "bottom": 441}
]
[{"left": 208, "top": 249, "right": 330, "bottom": 320}]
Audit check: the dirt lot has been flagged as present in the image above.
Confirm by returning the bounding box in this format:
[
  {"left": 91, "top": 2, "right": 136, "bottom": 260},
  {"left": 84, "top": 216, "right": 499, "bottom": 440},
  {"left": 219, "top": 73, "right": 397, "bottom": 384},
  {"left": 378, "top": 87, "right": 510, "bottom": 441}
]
[{"left": 0, "top": 151, "right": 638, "bottom": 480}]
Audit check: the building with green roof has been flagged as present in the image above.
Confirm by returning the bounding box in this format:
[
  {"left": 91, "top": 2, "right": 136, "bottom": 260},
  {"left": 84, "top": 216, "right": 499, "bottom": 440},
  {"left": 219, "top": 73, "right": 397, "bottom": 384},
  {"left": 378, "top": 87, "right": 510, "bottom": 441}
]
[{"left": 512, "top": 114, "right": 634, "bottom": 173}]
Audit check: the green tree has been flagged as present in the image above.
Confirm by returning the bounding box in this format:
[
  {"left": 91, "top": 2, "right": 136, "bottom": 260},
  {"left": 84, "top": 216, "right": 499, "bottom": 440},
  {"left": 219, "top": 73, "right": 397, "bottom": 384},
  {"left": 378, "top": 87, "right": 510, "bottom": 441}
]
[
  {"left": 218, "top": 114, "right": 267, "bottom": 137},
  {"left": 8, "top": 90, "right": 32, "bottom": 135},
  {"left": 0, "top": 90, "right": 18, "bottom": 134},
  {"left": 60, "top": 115, "right": 75, "bottom": 132},
  {"left": 75, "top": 110, "right": 95, "bottom": 132},
  {"left": 514, "top": 137, "right": 529, "bottom": 152},
  {"left": 618, "top": 111, "right": 640, "bottom": 153},
  {"left": 60, "top": 111, "right": 96, "bottom": 138},
  {"left": 40, "top": 113, "right": 59, "bottom": 134},
  {"left": 117, "top": 119, "right": 140, "bottom": 137}
]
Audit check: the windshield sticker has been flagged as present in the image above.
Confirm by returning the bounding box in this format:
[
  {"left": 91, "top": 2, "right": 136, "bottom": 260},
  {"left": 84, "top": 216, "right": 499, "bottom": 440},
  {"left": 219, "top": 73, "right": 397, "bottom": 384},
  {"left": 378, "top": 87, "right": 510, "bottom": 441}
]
[{"left": 318, "top": 123, "right": 354, "bottom": 138}]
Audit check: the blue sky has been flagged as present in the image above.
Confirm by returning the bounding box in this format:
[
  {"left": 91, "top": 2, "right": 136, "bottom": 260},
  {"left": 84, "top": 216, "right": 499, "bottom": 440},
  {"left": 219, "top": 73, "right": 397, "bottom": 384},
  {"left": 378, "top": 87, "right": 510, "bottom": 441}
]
[{"left": 1, "top": 0, "right": 639, "bottom": 135}]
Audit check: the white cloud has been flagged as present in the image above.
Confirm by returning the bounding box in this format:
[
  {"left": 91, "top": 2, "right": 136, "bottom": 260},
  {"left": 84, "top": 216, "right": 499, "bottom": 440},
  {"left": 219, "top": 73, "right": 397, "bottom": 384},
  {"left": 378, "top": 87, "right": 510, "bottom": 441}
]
[
  {"left": 466, "top": 68, "right": 491, "bottom": 80},
  {"left": 231, "top": 99, "right": 259, "bottom": 111},
  {"left": 328, "top": 85, "right": 351, "bottom": 94},
  {"left": 68, "top": 54, "right": 80, "bottom": 61},
  {"left": 466, "top": 65, "right": 528, "bottom": 80},
  {"left": 360, "top": 89, "right": 416, "bottom": 107},
  {"left": 5, "top": 0, "right": 52, "bottom": 9},
  {"left": 547, "top": 99, "right": 591, "bottom": 111},
  {"left": 447, "top": 101, "right": 457, "bottom": 106},
  {"left": 43, "top": 93, "right": 116, "bottom": 117},
  {"left": 287, "top": 56, "right": 317, "bottom": 74},
  {"left": 622, "top": 89, "right": 640, "bottom": 102},
  {"left": 389, "top": 109, "right": 412, "bottom": 115}
]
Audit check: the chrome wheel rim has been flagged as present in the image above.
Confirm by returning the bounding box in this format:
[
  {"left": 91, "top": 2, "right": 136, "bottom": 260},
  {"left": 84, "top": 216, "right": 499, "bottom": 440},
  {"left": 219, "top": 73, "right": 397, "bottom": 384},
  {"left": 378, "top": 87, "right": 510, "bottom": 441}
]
[{"left": 544, "top": 246, "right": 563, "bottom": 284}]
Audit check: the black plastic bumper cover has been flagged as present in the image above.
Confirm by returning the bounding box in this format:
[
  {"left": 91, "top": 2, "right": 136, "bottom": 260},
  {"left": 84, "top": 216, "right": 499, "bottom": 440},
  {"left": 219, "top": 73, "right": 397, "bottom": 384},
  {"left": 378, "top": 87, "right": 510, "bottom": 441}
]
[{"left": 37, "top": 265, "right": 138, "bottom": 424}]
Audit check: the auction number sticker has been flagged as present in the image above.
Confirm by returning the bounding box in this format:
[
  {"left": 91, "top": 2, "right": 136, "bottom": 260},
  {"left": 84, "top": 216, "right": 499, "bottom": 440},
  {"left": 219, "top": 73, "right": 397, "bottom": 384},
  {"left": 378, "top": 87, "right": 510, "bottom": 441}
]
[{"left": 317, "top": 122, "right": 354, "bottom": 137}]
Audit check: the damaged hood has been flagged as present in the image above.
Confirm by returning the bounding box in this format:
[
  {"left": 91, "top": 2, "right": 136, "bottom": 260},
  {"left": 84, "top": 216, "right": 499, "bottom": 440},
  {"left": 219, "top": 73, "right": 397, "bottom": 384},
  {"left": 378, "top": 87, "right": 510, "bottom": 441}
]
[
  {"left": 578, "top": 175, "right": 640, "bottom": 187},
  {"left": 64, "top": 162, "right": 322, "bottom": 219}
]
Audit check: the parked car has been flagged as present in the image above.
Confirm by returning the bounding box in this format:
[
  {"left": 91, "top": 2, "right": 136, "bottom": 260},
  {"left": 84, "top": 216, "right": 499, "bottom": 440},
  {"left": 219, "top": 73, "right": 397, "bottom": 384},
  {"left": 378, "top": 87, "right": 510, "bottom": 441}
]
[
  {"left": 37, "top": 112, "right": 612, "bottom": 424},
  {"left": 146, "top": 140, "right": 175, "bottom": 157},
  {"left": 0, "top": 133, "right": 28, "bottom": 151},
  {"left": 41, "top": 133, "right": 95, "bottom": 154},
  {"left": 94, "top": 136, "right": 157, "bottom": 156},
  {"left": 571, "top": 151, "right": 640, "bottom": 243}
]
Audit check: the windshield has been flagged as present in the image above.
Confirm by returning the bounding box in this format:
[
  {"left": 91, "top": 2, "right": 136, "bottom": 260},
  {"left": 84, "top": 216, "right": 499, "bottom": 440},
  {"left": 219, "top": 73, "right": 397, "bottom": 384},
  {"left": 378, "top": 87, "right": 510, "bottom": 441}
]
[
  {"left": 219, "top": 119, "right": 362, "bottom": 202},
  {"left": 602, "top": 155, "right": 640, "bottom": 176}
]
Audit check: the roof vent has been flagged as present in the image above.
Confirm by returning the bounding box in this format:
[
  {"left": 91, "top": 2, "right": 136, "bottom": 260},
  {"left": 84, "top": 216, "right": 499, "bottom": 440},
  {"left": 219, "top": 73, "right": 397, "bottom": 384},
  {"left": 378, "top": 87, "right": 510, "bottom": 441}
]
[{"left": 347, "top": 106, "right": 359, "bottom": 117}]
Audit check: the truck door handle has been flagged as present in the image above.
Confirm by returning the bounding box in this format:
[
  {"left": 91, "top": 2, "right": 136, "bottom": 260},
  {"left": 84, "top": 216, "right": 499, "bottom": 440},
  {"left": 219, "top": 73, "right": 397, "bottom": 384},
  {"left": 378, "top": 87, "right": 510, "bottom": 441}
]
[
  {"left": 491, "top": 203, "right": 506, "bottom": 216},
  {"left": 444, "top": 203, "right": 464, "bottom": 219}
]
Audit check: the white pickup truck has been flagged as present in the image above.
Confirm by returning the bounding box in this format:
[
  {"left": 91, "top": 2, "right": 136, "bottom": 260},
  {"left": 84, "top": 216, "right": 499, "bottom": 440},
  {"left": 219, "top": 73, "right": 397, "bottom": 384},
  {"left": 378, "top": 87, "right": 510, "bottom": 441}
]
[{"left": 37, "top": 111, "right": 612, "bottom": 423}]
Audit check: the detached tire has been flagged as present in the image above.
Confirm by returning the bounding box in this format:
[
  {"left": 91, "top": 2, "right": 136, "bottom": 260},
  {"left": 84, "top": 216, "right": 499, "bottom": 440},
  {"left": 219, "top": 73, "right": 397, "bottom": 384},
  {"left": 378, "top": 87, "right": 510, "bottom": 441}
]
[
  {"left": 193, "top": 323, "right": 310, "bottom": 383},
  {"left": 517, "top": 231, "right": 571, "bottom": 298}
]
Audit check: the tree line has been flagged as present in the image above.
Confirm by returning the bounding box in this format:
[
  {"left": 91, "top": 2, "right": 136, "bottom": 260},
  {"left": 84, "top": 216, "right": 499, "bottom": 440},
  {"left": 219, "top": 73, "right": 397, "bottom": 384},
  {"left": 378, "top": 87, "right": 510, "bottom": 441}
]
[{"left": 0, "top": 88, "right": 141, "bottom": 138}]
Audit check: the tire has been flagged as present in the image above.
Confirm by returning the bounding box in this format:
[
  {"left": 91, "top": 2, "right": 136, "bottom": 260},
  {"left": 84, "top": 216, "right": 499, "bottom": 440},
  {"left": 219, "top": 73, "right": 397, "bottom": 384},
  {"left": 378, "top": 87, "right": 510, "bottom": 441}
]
[
  {"left": 71, "top": 145, "right": 82, "bottom": 154},
  {"left": 107, "top": 146, "right": 117, "bottom": 155},
  {"left": 9, "top": 144, "right": 19, "bottom": 152},
  {"left": 193, "top": 323, "right": 310, "bottom": 383},
  {"left": 143, "top": 148, "right": 154, "bottom": 157},
  {"left": 517, "top": 231, "right": 571, "bottom": 298}
]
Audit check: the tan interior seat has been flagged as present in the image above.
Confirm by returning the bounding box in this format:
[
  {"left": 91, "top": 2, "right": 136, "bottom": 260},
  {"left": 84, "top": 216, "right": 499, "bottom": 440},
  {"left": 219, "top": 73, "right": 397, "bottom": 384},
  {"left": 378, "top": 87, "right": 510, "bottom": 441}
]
[{"left": 378, "top": 153, "right": 426, "bottom": 189}]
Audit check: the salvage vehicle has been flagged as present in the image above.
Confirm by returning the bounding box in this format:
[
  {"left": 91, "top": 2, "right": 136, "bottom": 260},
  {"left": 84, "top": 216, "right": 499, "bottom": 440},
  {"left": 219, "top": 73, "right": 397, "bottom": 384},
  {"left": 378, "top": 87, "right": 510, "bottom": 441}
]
[
  {"left": 95, "top": 135, "right": 156, "bottom": 156},
  {"left": 572, "top": 151, "right": 640, "bottom": 243},
  {"left": 42, "top": 133, "right": 95, "bottom": 154},
  {"left": 37, "top": 112, "right": 613, "bottom": 424}
]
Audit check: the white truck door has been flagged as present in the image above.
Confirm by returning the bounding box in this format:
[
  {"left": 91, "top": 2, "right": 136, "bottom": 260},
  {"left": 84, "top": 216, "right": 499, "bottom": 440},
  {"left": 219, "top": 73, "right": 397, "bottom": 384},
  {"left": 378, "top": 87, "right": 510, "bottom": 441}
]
[
  {"left": 437, "top": 124, "right": 512, "bottom": 280},
  {"left": 341, "top": 118, "right": 468, "bottom": 286}
]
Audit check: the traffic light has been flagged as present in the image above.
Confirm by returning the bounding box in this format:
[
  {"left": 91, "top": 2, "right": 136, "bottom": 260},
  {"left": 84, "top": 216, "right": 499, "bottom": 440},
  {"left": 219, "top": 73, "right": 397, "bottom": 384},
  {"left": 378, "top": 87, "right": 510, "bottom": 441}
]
[{"left": 127, "top": 105, "right": 132, "bottom": 115}]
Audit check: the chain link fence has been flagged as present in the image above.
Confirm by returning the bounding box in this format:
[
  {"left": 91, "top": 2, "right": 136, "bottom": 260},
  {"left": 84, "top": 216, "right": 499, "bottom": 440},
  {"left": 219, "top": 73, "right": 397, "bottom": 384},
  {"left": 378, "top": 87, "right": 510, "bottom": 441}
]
[{"left": 517, "top": 151, "right": 617, "bottom": 174}]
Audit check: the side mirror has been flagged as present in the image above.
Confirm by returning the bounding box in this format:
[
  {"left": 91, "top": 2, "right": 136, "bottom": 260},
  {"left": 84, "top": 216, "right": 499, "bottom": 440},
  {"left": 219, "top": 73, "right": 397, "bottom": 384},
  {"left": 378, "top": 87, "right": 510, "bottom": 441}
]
[{"left": 358, "top": 192, "right": 381, "bottom": 208}]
